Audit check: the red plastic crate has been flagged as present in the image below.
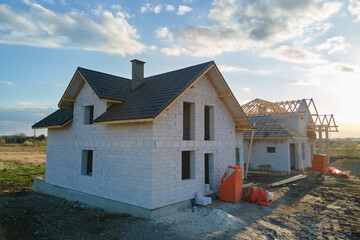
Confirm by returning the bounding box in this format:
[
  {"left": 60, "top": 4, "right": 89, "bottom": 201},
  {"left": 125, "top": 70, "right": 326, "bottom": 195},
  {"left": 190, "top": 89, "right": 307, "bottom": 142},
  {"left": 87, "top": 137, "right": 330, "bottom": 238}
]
[{"left": 313, "top": 154, "right": 328, "bottom": 173}]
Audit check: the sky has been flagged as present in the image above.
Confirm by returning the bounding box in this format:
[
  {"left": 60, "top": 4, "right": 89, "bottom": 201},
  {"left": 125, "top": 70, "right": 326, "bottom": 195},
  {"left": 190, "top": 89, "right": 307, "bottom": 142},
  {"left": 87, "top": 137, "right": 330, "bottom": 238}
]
[{"left": 0, "top": 0, "right": 359, "bottom": 138}]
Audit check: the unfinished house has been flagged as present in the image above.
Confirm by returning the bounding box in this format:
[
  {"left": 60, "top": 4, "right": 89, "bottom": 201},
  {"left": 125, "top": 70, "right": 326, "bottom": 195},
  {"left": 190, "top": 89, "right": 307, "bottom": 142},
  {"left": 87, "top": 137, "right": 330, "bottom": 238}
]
[
  {"left": 242, "top": 99, "right": 338, "bottom": 173},
  {"left": 32, "top": 60, "right": 253, "bottom": 218}
]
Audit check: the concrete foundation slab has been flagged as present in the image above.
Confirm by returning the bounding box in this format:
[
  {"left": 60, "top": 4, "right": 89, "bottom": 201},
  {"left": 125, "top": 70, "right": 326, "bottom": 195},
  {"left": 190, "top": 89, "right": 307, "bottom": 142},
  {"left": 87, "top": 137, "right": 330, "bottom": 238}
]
[{"left": 33, "top": 177, "right": 191, "bottom": 219}]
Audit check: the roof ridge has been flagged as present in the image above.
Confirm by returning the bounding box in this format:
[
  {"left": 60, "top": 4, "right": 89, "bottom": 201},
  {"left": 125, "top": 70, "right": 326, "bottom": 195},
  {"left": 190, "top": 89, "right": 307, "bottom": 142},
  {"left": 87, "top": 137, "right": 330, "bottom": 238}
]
[
  {"left": 144, "top": 61, "right": 214, "bottom": 80},
  {"left": 78, "top": 67, "right": 131, "bottom": 81}
]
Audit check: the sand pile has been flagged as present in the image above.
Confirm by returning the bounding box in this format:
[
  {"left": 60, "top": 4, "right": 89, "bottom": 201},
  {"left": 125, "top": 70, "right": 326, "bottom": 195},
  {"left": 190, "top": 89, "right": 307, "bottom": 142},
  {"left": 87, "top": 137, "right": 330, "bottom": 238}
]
[
  {"left": 156, "top": 208, "right": 246, "bottom": 238},
  {"left": 207, "top": 209, "right": 245, "bottom": 229},
  {"left": 331, "top": 158, "right": 360, "bottom": 176}
]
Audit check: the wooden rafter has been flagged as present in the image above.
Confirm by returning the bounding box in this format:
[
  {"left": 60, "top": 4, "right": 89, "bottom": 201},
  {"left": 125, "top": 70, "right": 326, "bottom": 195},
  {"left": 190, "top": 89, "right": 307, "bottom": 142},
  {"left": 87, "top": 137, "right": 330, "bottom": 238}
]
[{"left": 242, "top": 98, "right": 338, "bottom": 133}]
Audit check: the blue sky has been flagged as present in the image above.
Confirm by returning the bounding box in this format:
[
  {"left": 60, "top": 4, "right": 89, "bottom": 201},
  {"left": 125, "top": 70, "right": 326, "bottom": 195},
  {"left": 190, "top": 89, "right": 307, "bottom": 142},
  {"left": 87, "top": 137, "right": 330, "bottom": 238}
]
[{"left": 0, "top": 0, "right": 359, "bottom": 137}]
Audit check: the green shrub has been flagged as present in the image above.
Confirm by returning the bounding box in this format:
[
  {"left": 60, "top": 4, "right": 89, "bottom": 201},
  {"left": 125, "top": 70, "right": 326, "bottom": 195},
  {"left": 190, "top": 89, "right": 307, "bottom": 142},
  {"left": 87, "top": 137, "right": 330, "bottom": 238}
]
[{"left": 23, "top": 140, "right": 32, "bottom": 146}]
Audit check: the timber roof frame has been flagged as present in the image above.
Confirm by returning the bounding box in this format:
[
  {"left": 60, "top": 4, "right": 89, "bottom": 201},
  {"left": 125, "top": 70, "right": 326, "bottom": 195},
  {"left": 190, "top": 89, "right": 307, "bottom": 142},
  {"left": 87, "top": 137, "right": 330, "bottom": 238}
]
[{"left": 242, "top": 98, "right": 338, "bottom": 133}]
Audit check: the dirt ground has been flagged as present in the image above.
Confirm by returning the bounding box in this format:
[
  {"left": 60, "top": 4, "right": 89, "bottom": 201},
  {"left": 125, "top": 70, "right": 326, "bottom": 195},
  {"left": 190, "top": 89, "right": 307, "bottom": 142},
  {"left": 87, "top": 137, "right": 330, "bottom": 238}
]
[{"left": 0, "top": 158, "right": 359, "bottom": 240}]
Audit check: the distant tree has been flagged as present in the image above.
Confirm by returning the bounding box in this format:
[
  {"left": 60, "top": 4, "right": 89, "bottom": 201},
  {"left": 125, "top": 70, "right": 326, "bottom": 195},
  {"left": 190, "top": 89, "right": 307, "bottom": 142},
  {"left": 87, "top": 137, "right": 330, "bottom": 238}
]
[
  {"left": 36, "top": 134, "right": 46, "bottom": 141},
  {"left": 0, "top": 139, "right": 5, "bottom": 145}
]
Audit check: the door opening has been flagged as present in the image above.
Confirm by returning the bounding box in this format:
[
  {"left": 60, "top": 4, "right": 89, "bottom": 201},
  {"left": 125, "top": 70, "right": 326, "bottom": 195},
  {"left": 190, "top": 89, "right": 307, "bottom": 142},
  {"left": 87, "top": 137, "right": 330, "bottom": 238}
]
[{"left": 290, "top": 143, "right": 296, "bottom": 169}]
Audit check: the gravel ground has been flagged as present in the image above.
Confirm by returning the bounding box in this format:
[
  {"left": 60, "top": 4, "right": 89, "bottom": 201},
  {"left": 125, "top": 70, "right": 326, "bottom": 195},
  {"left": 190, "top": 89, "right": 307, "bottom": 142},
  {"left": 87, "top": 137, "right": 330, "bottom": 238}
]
[{"left": 0, "top": 159, "right": 359, "bottom": 240}]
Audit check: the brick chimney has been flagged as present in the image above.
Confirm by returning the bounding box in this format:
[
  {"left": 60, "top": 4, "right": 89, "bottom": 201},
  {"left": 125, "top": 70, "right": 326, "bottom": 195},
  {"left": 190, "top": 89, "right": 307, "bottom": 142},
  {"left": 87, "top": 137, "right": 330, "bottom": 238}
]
[{"left": 131, "top": 59, "right": 145, "bottom": 89}]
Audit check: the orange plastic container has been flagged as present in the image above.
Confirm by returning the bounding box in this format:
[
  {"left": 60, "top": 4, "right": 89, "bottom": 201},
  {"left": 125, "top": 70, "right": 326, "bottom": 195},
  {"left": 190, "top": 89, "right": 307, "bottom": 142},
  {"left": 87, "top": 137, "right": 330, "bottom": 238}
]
[
  {"left": 219, "top": 166, "right": 242, "bottom": 203},
  {"left": 313, "top": 154, "right": 328, "bottom": 173}
]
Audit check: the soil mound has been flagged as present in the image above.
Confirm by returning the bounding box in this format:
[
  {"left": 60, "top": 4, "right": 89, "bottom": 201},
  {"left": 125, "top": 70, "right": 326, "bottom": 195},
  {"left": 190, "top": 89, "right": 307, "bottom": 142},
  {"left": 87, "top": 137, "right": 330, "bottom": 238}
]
[{"left": 331, "top": 158, "right": 360, "bottom": 176}]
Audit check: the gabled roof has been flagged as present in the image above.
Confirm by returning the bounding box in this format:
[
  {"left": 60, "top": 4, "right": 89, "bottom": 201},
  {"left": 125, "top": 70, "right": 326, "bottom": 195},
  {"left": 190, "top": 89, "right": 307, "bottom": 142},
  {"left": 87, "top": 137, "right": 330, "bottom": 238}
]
[
  {"left": 33, "top": 61, "right": 253, "bottom": 130},
  {"left": 59, "top": 67, "right": 132, "bottom": 108},
  {"left": 32, "top": 109, "right": 73, "bottom": 129},
  {"left": 243, "top": 115, "right": 305, "bottom": 139},
  {"left": 94, "top": 61, "right": 212, "bottom": 123}
]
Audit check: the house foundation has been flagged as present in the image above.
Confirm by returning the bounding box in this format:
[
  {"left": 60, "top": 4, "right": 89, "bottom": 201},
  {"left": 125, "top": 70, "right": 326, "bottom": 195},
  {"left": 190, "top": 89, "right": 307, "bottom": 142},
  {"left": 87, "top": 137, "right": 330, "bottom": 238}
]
[{"left": 33, "top": 177, "right": 191, "bottom": 219}]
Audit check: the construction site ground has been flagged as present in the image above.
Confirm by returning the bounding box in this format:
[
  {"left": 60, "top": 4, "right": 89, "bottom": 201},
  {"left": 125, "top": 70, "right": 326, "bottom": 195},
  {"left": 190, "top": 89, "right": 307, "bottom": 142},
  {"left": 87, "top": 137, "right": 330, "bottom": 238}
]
[{"left": 0, "top": 158, "right": 359, "bottom": 240}]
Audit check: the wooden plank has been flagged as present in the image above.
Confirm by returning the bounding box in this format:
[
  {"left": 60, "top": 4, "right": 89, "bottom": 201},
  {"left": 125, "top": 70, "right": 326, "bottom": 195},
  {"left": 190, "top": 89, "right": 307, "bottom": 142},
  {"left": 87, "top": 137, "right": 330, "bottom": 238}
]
[
  {"left": 245, "top": 129, "right": 255, "bottom": 178},
  {"left": 268, "top": 174, "right": 306, "bottom": 188},
  {"left": 242, "top": 182, "right": 259, "bottom": 188},
  {"left": 218, "top": 93, "right": 231, "bottom": 98},
  {"left": 294, "top": 143, "right": 306, "bottom": 175}
]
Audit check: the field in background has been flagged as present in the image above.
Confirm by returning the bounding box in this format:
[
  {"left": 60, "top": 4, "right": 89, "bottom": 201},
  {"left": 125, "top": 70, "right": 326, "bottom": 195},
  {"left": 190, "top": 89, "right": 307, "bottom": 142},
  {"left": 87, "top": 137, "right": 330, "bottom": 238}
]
[{"left": 0, "top": 145, "right": 46, "bottom": 192}]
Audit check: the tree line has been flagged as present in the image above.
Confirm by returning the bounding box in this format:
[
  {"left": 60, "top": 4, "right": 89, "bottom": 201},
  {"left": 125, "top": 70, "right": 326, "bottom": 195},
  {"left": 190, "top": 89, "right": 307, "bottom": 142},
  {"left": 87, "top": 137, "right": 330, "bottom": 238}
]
[{"left": 0, "top": 133, "right": 46, "bottom": 145}]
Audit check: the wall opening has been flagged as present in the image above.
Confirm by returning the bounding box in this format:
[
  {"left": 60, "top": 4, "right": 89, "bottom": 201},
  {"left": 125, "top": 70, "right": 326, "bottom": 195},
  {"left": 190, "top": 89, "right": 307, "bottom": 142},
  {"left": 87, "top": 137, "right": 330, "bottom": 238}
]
[
  {"left": 84, "top": 105, "right": 94, "bottom": 124},
  {"left": 267, "top": 147, "right": 276, "bottom": 153},
  {"left": 82, "top": 150, "right": 93, "bottom": 176},
  {"left": 235, "top": 148, "right": 240, "bottom": 166},
  {"left": 204, "top": 105, "right": 214, "bottom": 140},
  {"left": 204, "top": 153, "right": 214, "bottom": 190},
  {"left": 290, "top": 143, "right": 296, "bottom": 169},
  {"left": 302, "top": 143, "right": 305, "bottom": 159},
  {"left": 182, "top": 151, "right": 195, "bottom": 180},
  {"left": 183, "top": 102, "right": 195, "bottom": 140}
]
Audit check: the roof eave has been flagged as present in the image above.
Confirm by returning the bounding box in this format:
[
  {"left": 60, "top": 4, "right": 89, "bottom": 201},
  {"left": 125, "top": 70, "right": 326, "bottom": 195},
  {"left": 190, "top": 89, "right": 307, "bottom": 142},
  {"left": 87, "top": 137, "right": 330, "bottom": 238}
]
[
  {"left": 32, "top": 118, "right": 73, "bottom": 129},
  {"left": 93, "top": 118, "right": 154, "bottom": 125}
]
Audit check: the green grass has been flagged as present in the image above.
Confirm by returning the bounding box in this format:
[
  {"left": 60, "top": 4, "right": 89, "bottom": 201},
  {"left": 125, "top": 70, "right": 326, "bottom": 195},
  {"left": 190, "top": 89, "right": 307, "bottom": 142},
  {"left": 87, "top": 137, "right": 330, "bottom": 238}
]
[{"left": 0, "top": 162, "right": 45, "bottom": 192}]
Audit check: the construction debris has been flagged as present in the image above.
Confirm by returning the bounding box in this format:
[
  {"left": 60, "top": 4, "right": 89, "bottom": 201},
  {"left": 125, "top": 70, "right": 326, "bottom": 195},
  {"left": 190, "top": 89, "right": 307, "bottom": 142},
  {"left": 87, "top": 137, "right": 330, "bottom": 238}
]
[
  {"left": 268, "top": 174, "right": 306, "bottom": 188},
  {"left": 246, "top": 187, "right": 270, "bottom": 206},
  {"left": 242, "top": 182, "right": 260, "bottom": 188}
]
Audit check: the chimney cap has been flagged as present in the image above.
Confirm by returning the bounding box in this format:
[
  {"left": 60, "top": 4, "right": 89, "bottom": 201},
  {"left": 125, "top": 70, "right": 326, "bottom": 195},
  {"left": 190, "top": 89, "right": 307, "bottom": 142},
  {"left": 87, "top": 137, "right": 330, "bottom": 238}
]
[{"left": 130, "top": 59, "right": 146, "bottom": 64}]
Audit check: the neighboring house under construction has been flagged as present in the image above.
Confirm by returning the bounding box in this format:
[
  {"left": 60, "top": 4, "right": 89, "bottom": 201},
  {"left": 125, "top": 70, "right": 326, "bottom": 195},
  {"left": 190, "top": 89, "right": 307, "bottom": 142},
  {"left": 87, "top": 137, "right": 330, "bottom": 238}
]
[{"left": 242, "top": 98, "right": 338, "bottom": 173}]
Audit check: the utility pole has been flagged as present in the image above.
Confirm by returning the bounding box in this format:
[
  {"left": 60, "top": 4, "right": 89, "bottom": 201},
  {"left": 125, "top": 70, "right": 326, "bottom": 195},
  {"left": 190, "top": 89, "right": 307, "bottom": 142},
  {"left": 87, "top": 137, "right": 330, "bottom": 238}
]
[{"left": 33, "top": 121, "right": 36, "bottom": 148}]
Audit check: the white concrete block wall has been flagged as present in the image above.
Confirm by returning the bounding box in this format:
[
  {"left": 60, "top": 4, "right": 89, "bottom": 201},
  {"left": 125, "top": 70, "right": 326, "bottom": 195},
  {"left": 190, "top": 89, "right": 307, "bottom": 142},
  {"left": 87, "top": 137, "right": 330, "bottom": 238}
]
[
  {"left": 46, "top": 83, "right": 154, "bottom": 209},
  {"left": 243, "top": 138, "right": 312, "bottom": 173},
  {"left": 151, "top": 76, "right": 240, "bottom": 209},
  {"left": 46, "top": 76, "right": 245, "bottom": 210},
  {"left": 243, "top": 139, "right": 290, "bottom": 172},
  {"left": 291, "top": 139, "right": 312, "bottom": 169}
]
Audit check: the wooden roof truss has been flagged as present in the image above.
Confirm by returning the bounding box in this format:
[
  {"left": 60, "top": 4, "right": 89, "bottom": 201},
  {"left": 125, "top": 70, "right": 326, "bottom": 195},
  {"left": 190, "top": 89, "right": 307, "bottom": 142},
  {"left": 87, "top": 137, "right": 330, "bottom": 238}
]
[{"left": 242, "top": 98, "right": 338, "bottom": 133}]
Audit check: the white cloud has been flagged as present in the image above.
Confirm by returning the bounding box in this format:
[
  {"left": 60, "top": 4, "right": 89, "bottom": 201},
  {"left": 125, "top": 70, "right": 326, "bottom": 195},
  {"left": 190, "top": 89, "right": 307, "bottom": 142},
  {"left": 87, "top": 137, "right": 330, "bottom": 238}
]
[
  {"left": 165, "top": 5, "right": 175, "bottom": 11},
  {"left": 141, "top": 3, "right": 162, "bottom": 14},
  {"left": 149, "top": 45, "right": 157, "bottom": 50},
  {"left": 241, "top": 88, "right": 251, "bottom": 92},
  {"left": 156, "top": 27, "right": 174, "bottom": 42},
  {"left": 315, "top": 36, "right": 350, "bottom": 54},
  {"left": 175, "top": 0, "right": 341, "bottom": 57},
  {"left": 0, "top": 2, "right": 145, "bottom": 56},
  {"left": 291, "top": 63, "right": 360, "bottom": 123},
  {"left": 141, "top": 3, "right": 151, "bottom": 13},
  {"left": 348, "top": 0, "right": 360, "bottom": 22},
  {"left": 161, "top": 45, "right": 191, "bottom": 56},
  {"left": 0, "top": 80, "right": 14, "bottom": 86},
  {"left": 17, "top": 102, "right": 36, "bottom": 107},
  {"left": 336, "top": 63, "right": 360, "bottom": 74},
  {"left": 218, "top": 65, "right": 271, "bottom": 75},
  {"left": 262, "top": 45, "right": 326, "bottom": 64},
  {"left": 178, "top": 5, "right": 192, "bottom": 15},
  {"left": 153, "top": 5, "right": 162, "bottom": 14}
]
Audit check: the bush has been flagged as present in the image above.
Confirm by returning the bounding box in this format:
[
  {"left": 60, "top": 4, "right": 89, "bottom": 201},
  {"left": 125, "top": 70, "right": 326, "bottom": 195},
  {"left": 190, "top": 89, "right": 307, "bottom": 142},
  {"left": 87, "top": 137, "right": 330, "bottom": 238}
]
[
  {"left": 0, "top": 139, "right": 5, "bottom": 145},
  {"left": 23, "top": 140, "right": 32, "bottom": 146}
]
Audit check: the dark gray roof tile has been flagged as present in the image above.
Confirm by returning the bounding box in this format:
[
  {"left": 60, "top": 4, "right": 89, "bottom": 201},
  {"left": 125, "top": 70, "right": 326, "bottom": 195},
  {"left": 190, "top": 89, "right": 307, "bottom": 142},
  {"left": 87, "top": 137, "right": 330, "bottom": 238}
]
[
  {"left": 77, "top": 67, "right": 132, "bottom": 102},
  {"left": 94, "top": 61, "right": 214, "bottom": 122},
  {"left": 243, "top": 115, "right": 293, "bottom": 137},
  {"left": 32, "top": 109, "right": 73, "bottom": 128}
]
